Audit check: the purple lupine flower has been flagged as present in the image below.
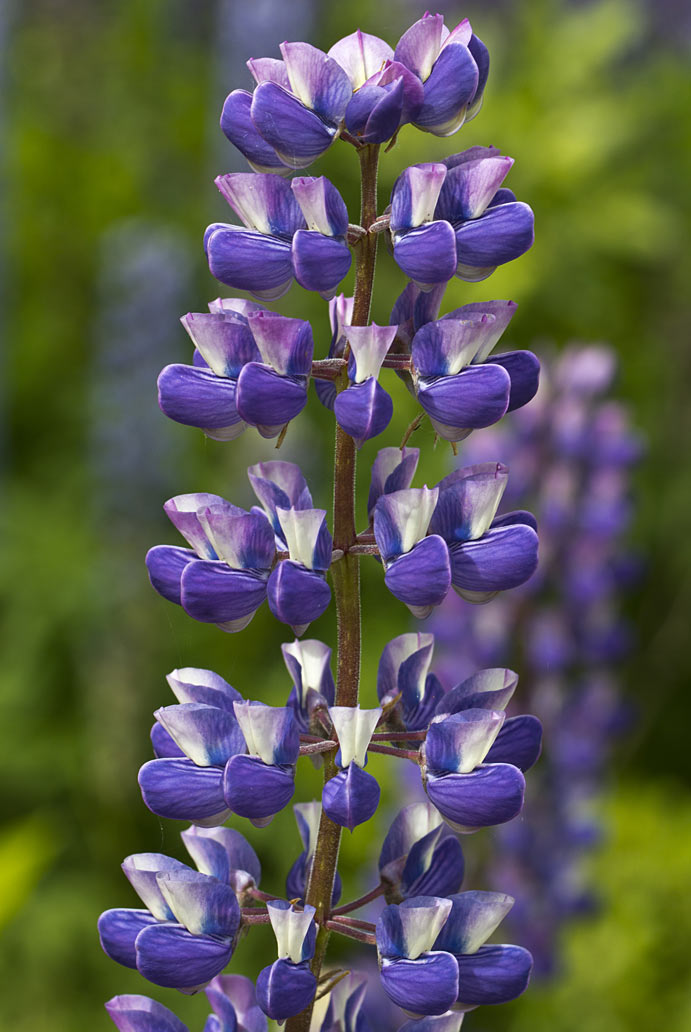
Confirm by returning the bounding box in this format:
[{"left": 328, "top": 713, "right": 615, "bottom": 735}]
[
  {"left": 181, "top": 825, "right": 261, "bottom": 903},
  {"left": 367, "top": 446, "right": 420, "bottom": 522},
  {"left": 389, "top": 150, "right": 534, "bottom": 288},
  {"left": 281, "top": 638, "right": 335, "bottom": 731},
  {"left": 157, "top": 303, "right": 264, "bottom": 442},
  {"left": 205, "top": 974, "right": 267, "bottom": 1032},
  {"left": 376, "top": 632, "right": 444, "bottom": 731},
  {"left": 223, "top": 42, "right": 353, "bottom": 171},
  {"left": 421, "top": 709, "right": 526, "bottom": 832},
  {"left": 247, "top": 458, "right": 313, "bottom": 544},
  {"left": 145, "top": 494, "right": 275, "bottom": 632},
  {"left": 373, "top": 487, "right": 451, "bottom": 617},
  {"left": 334, "top": 324, "right": 397, "bottom": 447},
  {"left": 379, "top": 802, "right": 465, "bottom": 903},
  {"left": 267, "top": 507, "right": 333, "bottom": 634},
  {"left": 256, "top": 901, "right": 318, "bottom": 1019},
  {"left": 106, "top": 994, "right": 189, "bottom": 1032},
  {"left": 315, "top": 292, "right": 354, "bottom": 410},
  {"left": 432, "top": 891, "right": 533, "bottom": 1007},
  {"left": 376, "top": 896, "right": 459, "bottom": 1015},
  {"left": 223, "top": 702, "right": 300, "bottom": 824},
  {"left": 322, "top": 706, "right": 382, "bottom": 829},
  {"left": 285, "top": 801, "right": 342, "bottom": 904},
  {"left": 98, "top": 854, "right": 241, "bottom": 990},
  {"left": 314, "top": 971, "right": 368, "bottom": 1032},
  {"left": 205, "top": 173, "right": 351, "bottom": 300},
  {"left": 429, "top": 464, "right": 538, "bottom": 602}
]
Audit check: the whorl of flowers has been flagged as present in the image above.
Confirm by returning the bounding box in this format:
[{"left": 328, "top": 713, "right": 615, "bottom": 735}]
[{"left": 98, "top": 10, "right": 546, "bottom": 1031}]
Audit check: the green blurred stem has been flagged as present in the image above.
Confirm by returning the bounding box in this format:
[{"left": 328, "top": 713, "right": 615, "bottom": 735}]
[{"left": 284, "top": 144, "right": 380, "bottom": 1032}]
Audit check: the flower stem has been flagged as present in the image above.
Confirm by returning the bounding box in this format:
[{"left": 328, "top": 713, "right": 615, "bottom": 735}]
[
  {"left": 284, "top": 144, "right": 380, "bottom": 1032},
  {"left": 331, "top": 882, "right": 386, "bottom": 915},
  {"left": 325, "top": 920, "right": 377, "bottom": 946},
  {"left": 368, "top": 743, "right": 420, "bottom": 761}
]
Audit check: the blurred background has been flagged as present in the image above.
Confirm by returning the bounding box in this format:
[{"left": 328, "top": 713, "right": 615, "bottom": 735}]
[{"left": 1, "top": 0, "right": 690, "bottom": 1028}]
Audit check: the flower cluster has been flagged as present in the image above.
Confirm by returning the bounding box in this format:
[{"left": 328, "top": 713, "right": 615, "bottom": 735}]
[
  {"left": 98, "top": 9, "right": 549, "bottom": 1032},
  {"left": 431, "top": 346, "right": 642, "bottom": 974}
]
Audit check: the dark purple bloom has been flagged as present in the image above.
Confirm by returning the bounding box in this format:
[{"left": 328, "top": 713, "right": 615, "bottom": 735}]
[
  {"left": 374, "top": 487, "right": 452, "bottom": 617},
  {"left": 267, "top": 507, "right": 333, "bottom": 635},
  {"left": 322, "top": 706, "right": 382, "bottom": 829},
  {"left": 379, "top": 802, "right": 465, "bottom": 903},
  {"left": 205, "top": 975, "right": 267, "bottom": 1032},
  {"left": 334, "top": 324, "right": 397, "bottom": 447},
  {"left": 181, "top": 825, "right": 261, "bottom": 901},
  {"left": 256, "top": 902, "right": 318, "bottom": 1020},
  {"left": 376, "top": 897, "right": 459, "bottom": 1015},
  {"left": 205, "top": 173, "right": 351, "bottom": 300},
  {"left": 390, "top": 150, "right": 534, "bottom": 287},
  {"left": 223, "top": 703, "right": 299, "bottom": 824},
  {"left": 376, "top": 632, "right": 444, "bottom": 731}
]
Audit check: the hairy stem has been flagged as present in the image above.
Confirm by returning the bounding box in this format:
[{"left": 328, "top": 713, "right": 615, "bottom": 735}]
[{"left": 284, "top": 144, "right": 380, "bottom": 1032}]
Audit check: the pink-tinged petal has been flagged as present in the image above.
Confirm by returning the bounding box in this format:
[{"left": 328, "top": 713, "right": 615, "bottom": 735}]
[
  {"left": 380, "top": 953, "right": 459, "bottom": 1016},
  {"left": 236, "top": 363, "right": 308, "bottom": 432},
  {"left": 417, "top": 364, "right": 511, "bottom": 433},
  {"left": 334, "top": 378, "right": 393, "bottom": 448},
  {"left": 485, "top": 714, "right": 543, "bottom": 772},
  {"left": 441, "top": 300, "right": 517, "bottom": 363},
  {"left": 256, "top": 958, "right": 317, "bottom": 1021},
  {"left": 368, "top": 446, "right": 420, "bottom": 520},
  {"left": 280, "top": 41, "right": 352, "bottom": 123},
  {"left": 322, "top": 762, "right": 380, "bottom": 830},
  {"left": 247, "top": 310, "right": 314, "bottom": 375},
  {"left": 437, "top": 156, "right": 513, "bottom": 222},
  {"left": 425, "top": 763, "right": 525, "bottom": 831},
  {"left": 135, "top": 922, "right": 233, "bottom": 991},
  {"left": 146, "top": 546, "right": 196, "bottom": 606},
  {"left": 430, "top": 463, "right": 509, "bottom": 542},
  {"left": 291, "top": 231, "right": 352, "bottom": 296},
  {"left": 105, "top": 994, "right": 189, "bottom": 1032},
  {"left": 328, "top": 30, "right": 394, "bottom": 89},
  {"left": 491, "top": 350, "right": 540, "bottom": 411},
  {"left": 197, "top": 509, "right": 274, "bottom": 572},
  {"left": 394, "top": 12, "right": 446, "bottom": 81},
  {"left": 248, "top": 460, "right": 313, "bottom": 525},
  {"left": 442, "top": 18, "right": 473, "bottom": 49},
  {"left": 138, "top": 758, "right": 230, "bottom": 825},
  {"left": 385, "top": 536, "right": 451, "bottom": 611},
  {"left": 98, "top": 909, "right": 157, "bottom": 969},
  {"left": 414, "top": 44, "right": 478, "bottom": 137},
  {"left": 291, "top": 176, "right": 349, "bottom": 237},
  {"left": 247, "top": 57, "right": 290, "bottom": 89},
  {"left": 433, "top": 891, "right": 514, "bottom": 955},
  {"left": 394, "top": 221, "right": 457, "bottom": 287},
  {"left": 214, "top": 172, "right": 304, "bottom": 237},
  {"left": 435, "top": 668, "right": 518, "bottom": 717},
  {"left": 411, "top": 315, "right": 493, "bottom": 377},
  {"left": 391, "top": 164, "right": 448, "bottom": 232},
  {"left": 181, "top": 311, "right": 261, "bottom": 378},
  {"left": 154, "top": 704, "right": 245, "bottom": 767},
  {"left": 220, "top": 90, "right": 290, "bottom": 175},
  {"left": 206, "top": 227, "right": 293, "bottom": 298},
  {"left": 206, "top": 975, "right": 266, "bottom": 1032},
  {"left": 448, "top": 524, "right": 539, "bottom": 593},
  {"left": 267, "top": 561, "right": 331, "bottom": 634},
  {"left": 164, "top": 494, "right": 241, "bottom": 557},
  {"left": 156, "top": 869, "right": 240, "bottom": 938},
  {"left": 455, "top": 202, "right": 535, "bottom": 269},
  {"left": 371, "top": 60, "right": 425, "bottom": 121},
  {"left": 251, "top": 82, "right": 337, "bottom": 170},
  {"left": 456, "top": 945, "right": 532, "bottom": 1005},
  {"left": 157, "top": 364, "right": 243, "bottom": 432},
  {"left": 180, "top": 561, "right": 268, "bottom": 625},
  {"left": 223, "top": 754, "right": 295, "bottom": 819}
]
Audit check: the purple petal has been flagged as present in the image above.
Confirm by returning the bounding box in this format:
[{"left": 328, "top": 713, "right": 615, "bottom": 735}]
[
  {"left": 437, "top": 156, "right": 513, "bottom": 222},
  {"left": 276, "top": 508, "right": 332, "bottom": 571},
  {"left": 433, "top": 891, "right": 514, "bottom": 955},
  {"left": 156, "top": 869, "right": 240, "bottom": 938},
  {"left": 256, "top": 958, "right": 317, "bottom": 1021},
  {"left": 180, "top": 562, "right": 268, "bottom": 627},
  {"left": 223, "top": 754, "right": 295, "bottom": 820},
  {"left": 455, "top": 201, "right": 535, "bottom": 268},
  {"left": 391, "top": 164, "right": 447, "bottom": 233},
  {"left": 206, "top": 974, "right": 267, "bottom": 1032},
  {"left": 181, "top": 311, "right": 261, "bottom": 378},
  {"left": 440, "top": 299, "right": 517, "bottom": 362},
  {"left": 251, "top": 82, "right": 337, "bottom": 170},
  {"left": 154, "top": 704, "right": 245, "bottom": 767},
  {"left": 435, "top": 668, "right": 518, "bottom": 716},
  {"left": 456, "top": 944, "right": 532, "bottom": 1005},
  {"left": 345, "top": 323, "right": 398, "bottom": 383},
  {"left": 430, "top": 463, "right": 509, "bottom": 543},
  {"left": 166, "top": 668, "right": 242, "bottom": 711},
  {"left": 485, "top": 715, "right": 542, "bottom": 772},
  {"left": 385, "top": 536, "right": 451, "bottom": 610},
  {"left": 448, "top": 524, "right": 539, "bottom": 593},
  {"left": 206, "top": 227, "right": 293, "bottom": 299},
  {"left": 377, "top": 631, "right": 435, "bottom": 707},
  {"left": 467, "top": 35, "right": 489, "bottom": 115},
  {"left": 248, "top": 460, "right": 312, "bottom": 528},
  {"left": 182, "top": 826, "right": 261, "bottom": 890},
  {"left": 425, "top": 709, "right": 504, "bottom": 774},
  {"left": 291, "top": 230, "right": 352, "bottom": 296},
  {"left": 220, "top": 90, "right": 289, "bottom": 174},
  {"left": 492, "top": 509, "right": 538, "bottom": 532},
  {"left": 146, "top": 546, "right": 196, "bottom": 606},
  {"left": 414, "top": 44, "right": 479, "bottom": 136},
  {"left": 491, "top": 350, "right": 540, "bottom": 411},
  {"left": 394, "top": 222, "right": 457, "bottom": 286},
  {"left": 233, "top": 702, "right": 299, "bottom": 765},
  {"left": 164, "top": 494, "right": 238, "bottom": 558},
  {"left": 370, "top": 60, "right": 425, "bottom": 122},
  {"left": 138, "top": 758, "right": 229, "bottom": 825},
  {"left": 417, "top": 365, "right": 511, "bottom": 433},
  {"left": 281, "top": 41, "right": 352, "bottom": 122},
  {"left": 122, "top": 854, "right": 192, "bottom": 920},
  {"left": 247, "top": 310, "right": 314, "bottom": 375},
  {"left": 403, "top": 834, "right": 465, "bottom": 900},
  {"left": 380, "top": 953, "right": 459, "bottom": 1016},
  {"left": 334, "top": 378, "right": 393, "bottom": 448},
  {"left": 374, "top": 486, "right": 439, "bottom": 562},
  {"left": 151, "top": 722, "right": 184, "bottom": 759},
  {"left": 236, "top": 363, "right": 308, "bottom": 434},
  {"left": 135, "top": 922, "right": 233, "bottom": 991},
  {"left": 157, "top": 364, "right": 243, "bottom": 433},
  {"left": 198, "top": 510, "right": 275, "bottom": 571},
  {"left": 411, "top": 315, "right": 490, "bottom": 376},
  {"left": 321, "top": 762, "right": 380, "bottom": 830},
  {"left": 328, "top": 31, "right": 394, "bottom": 89},
  {"left": 247, "top": 57, "right": 290, "bottom": 89},
  {"left": 291, "top": 176, "right": 349, "bottom": 237},
  {"left": 394, "top": 13, "right": 446, "bottom": 81},
  {"left": 397, "top": 1015, "right": 463, "bottom": 1032},
  {"left": 215, "top": 173, "right": 304, "bottom": 237},
  {"left": 368, "top": 447, "right": 420, "bottom": 520},
  {"left": 345, "top": 81, "right": 404, "bottom": 143},
  {"left": 98, "top": 909, "right": 158, "bottom": 969},
  {"left": 267, "top": 562, "right": 331, "bottom": 633},
  {"left": 425, "top": 763, "right": 525, "bottom": 831},
  {"left": 105, "top": 994, "right": 190, "bottom": 1032}
]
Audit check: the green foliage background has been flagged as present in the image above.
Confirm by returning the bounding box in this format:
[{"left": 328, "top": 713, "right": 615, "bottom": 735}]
[{"left": 0, "top": 0, "right": 689, "bottom": 1028}]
